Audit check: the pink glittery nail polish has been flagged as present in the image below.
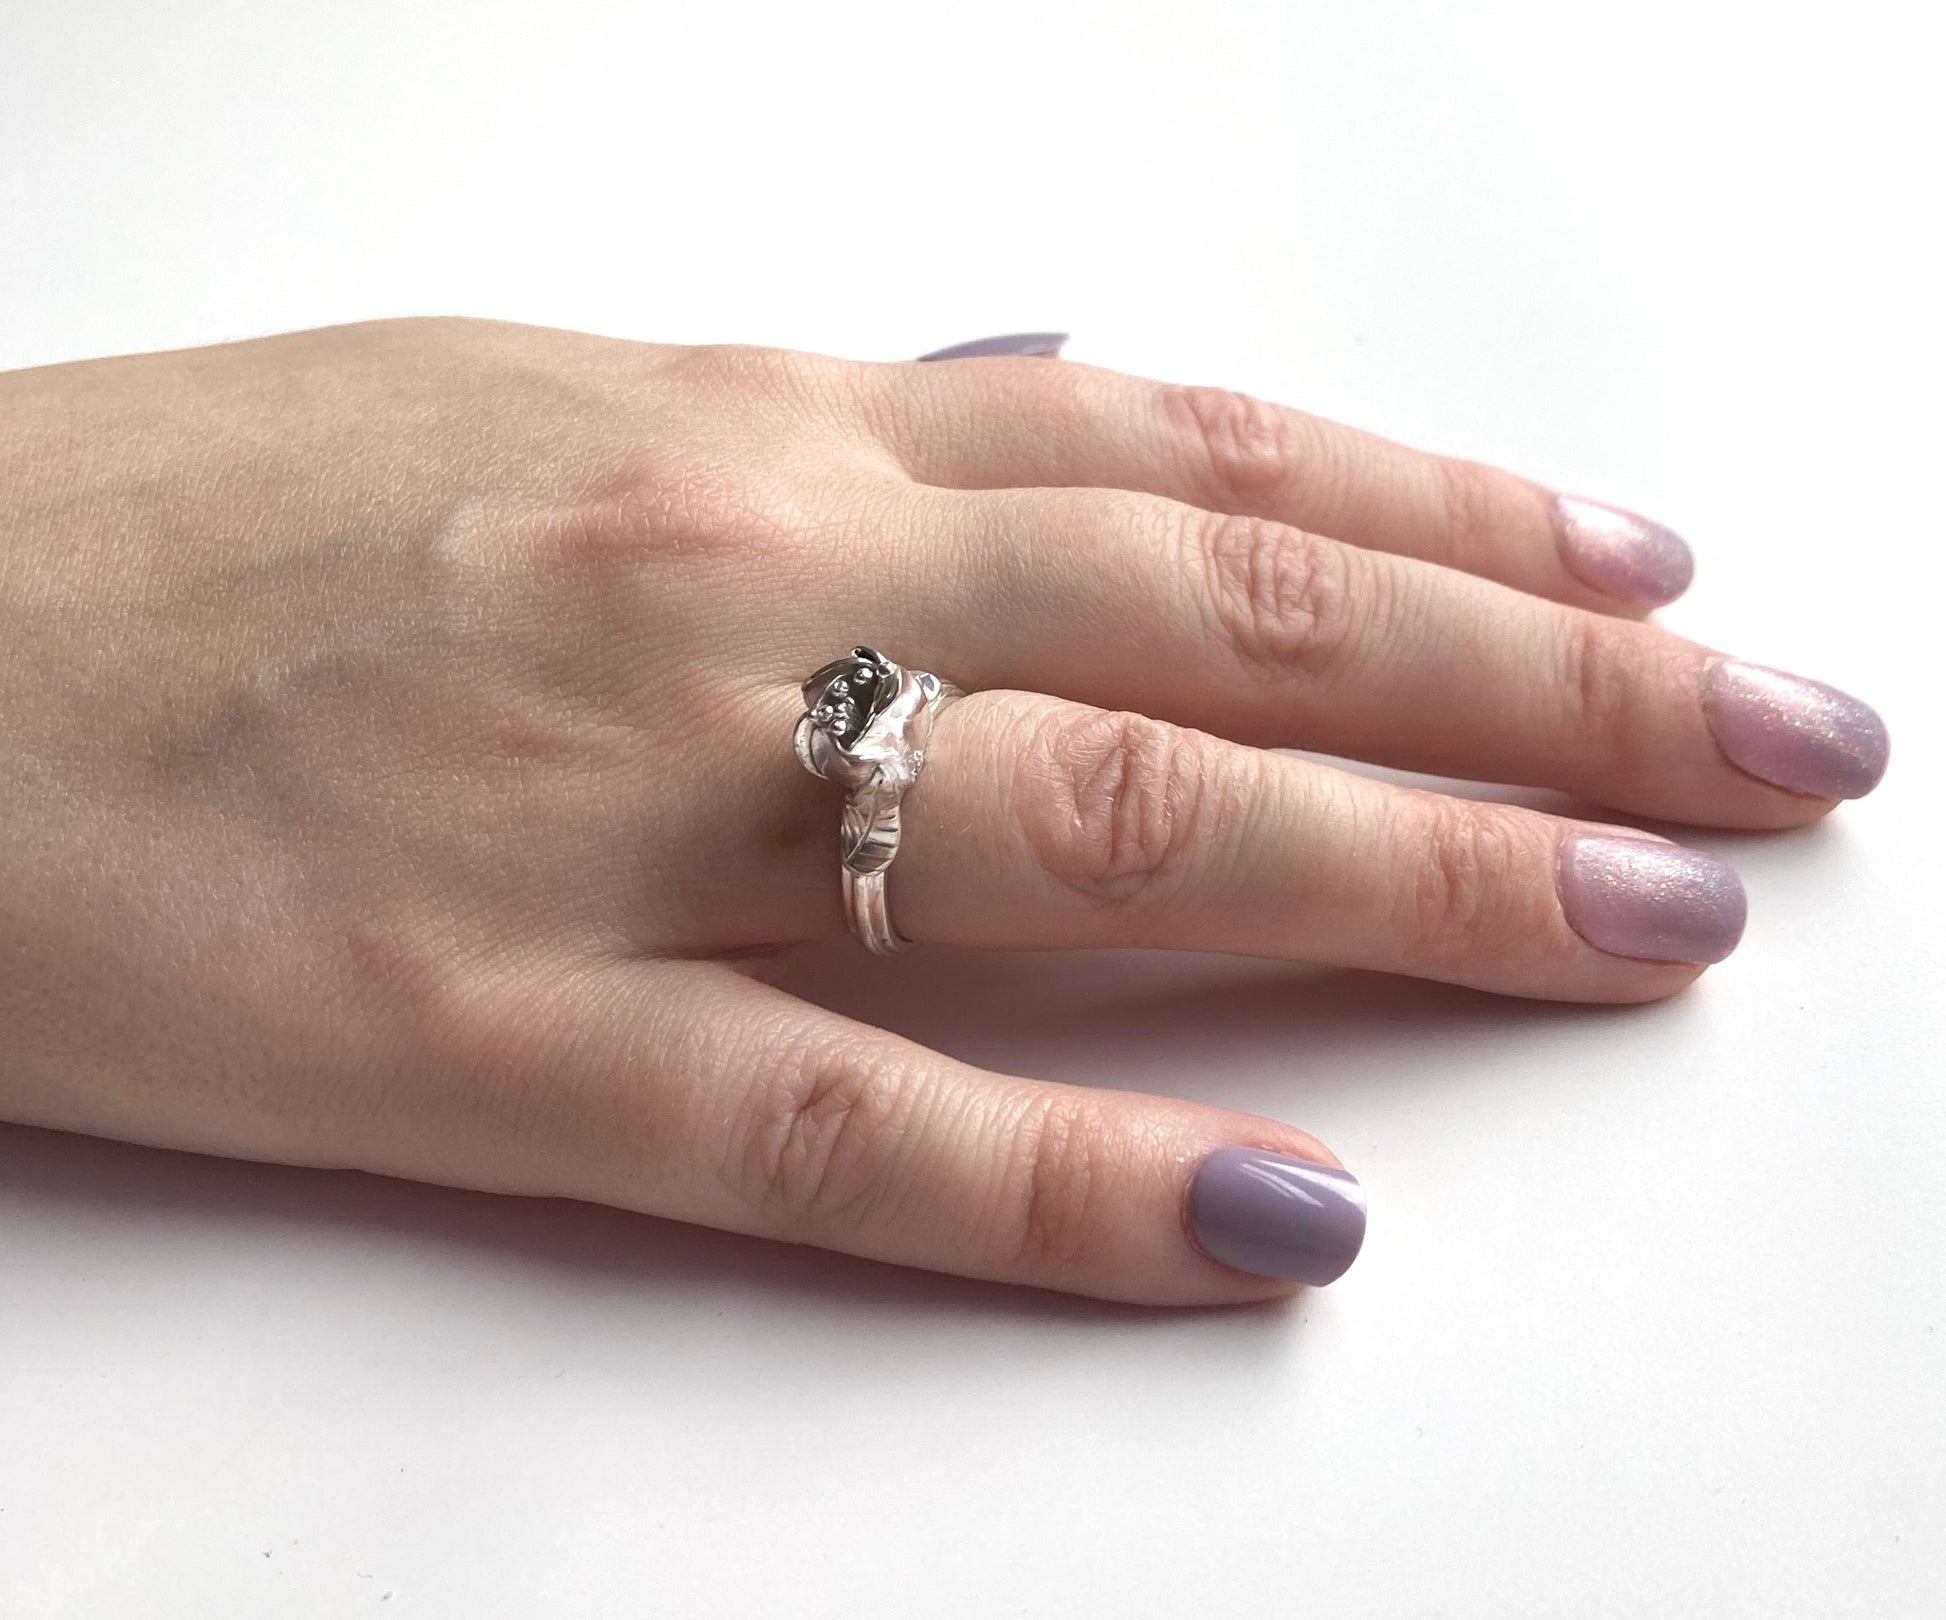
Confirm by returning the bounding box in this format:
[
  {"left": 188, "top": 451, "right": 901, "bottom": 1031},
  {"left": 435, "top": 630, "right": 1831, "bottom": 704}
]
[
  {"left": 917, "top": 333, "right": 1068, "bottom": 361},
  {"left": 1553, "top": 494, "right": 1695, "bottom": 607},
  {"left": 1557, "top": 835, "right": 1747, "bottom": 964},
  {"left": 1703, "top": 660, "right": 1890, "bottom": 800}
]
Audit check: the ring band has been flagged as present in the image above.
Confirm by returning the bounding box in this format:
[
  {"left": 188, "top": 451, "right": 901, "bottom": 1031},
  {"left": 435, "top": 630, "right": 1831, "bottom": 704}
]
[{"left": 793, "top": 646, "right": 962, "bottom": 954}]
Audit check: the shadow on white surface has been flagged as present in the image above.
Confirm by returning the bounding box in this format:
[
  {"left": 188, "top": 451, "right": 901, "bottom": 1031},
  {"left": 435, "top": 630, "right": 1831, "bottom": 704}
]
[
  {"left": 773, "top": 936, "right": 1683, "bottom": 1113},
  {"left": 0, "top": 1117, "right": 1214, "bottom": 1329}
]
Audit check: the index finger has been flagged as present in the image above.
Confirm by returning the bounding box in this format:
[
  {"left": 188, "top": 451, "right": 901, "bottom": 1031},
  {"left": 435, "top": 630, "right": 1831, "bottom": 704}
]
[{"left": 888, "top": 352, "right": 1692, "bottom": 614}]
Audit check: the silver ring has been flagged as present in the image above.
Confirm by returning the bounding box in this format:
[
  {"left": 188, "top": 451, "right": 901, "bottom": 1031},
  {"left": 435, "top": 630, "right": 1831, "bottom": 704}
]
[{"left": 793, "top": 646, "right": 962, "bottom": 954}]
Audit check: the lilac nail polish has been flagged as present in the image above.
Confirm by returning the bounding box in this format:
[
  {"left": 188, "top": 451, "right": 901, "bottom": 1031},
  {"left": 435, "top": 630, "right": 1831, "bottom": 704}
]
[
  {"left": 1553, "top": 494, "right": 1695, "bottom": 607},
  {"left": 1557, "top": 835, "right": 1747, "bottom": 964},
  {"left": 1703, "top": 660, "right": 1890, "bottom": 800},
  {"left": 1188, "top": 1147, "right": 1366, "bottom": 1286},
  {"left": 917, "top": 332, "right": 1068, "bottom": 361}
]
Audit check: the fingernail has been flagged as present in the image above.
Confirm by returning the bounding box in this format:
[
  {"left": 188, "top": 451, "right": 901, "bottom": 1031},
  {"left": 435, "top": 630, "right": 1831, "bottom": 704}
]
[
  {"left": 917, "top": 332, "right": 1068, "bottom": 361},
  {"left": 1188, "top": 1147, "right": 1366, "bottom": 1286},
  {"left": 1553, "top": 494, "right": 1694, "bottom": 607},
  {"left": 1557, "top": 834, "right": 1747, "bottom": 964},
  {"left": 1703, "top": 660, "right": 1891, "bottom": 800}
]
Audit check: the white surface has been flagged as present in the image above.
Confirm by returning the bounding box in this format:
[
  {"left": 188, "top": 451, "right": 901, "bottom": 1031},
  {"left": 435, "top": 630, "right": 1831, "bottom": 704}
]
[{"left": 2, "top": 2, "right": 1941, "bottom": 1615}]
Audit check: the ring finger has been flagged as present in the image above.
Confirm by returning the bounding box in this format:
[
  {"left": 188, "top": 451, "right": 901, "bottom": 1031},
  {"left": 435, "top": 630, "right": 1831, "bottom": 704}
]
[{"left": 869, "top": 688, "right": 1747, "bottom": 1002}]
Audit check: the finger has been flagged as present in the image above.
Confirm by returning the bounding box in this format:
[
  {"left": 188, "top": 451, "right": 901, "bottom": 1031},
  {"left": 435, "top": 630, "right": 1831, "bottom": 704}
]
[
  {"left": 874, "top": 354, "right": 1691, "bottom": 614},
  {"left": 872, "top": 689, "right": 1744, "bottom": 1002},
  {"left": 454, "top": 958, "right": 1367, "bottom": 1305},
  {"left": 878, "top": 485, "right": 1887, "bottom": 829}
]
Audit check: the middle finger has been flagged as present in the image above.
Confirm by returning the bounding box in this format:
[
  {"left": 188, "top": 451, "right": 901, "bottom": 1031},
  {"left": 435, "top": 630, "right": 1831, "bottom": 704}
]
[{"left": 881, "top": 483, "right": 1887, "bottom": 829}]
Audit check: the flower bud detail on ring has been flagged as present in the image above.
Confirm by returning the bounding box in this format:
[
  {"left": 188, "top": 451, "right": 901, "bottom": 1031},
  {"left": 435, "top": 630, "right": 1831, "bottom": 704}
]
[{"left": 793, "top": 646, "right": 960, "bottom": 953}]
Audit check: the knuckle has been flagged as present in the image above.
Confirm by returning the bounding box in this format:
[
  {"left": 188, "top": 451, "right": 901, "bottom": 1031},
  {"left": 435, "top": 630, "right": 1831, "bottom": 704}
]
[
  {"left": 663, "top": 341, "right": 864, "bottom": 416},
  {"left": 1563, "top": 613, "right": 1647, "bottom": 764},
  {"left": 614, "top": 460, "right": 800, "bottom": 555},
  {"left": 1405, "top": 796, "right": 1540, "bottom": 963},
  {"left": 733, "top": 1042, "right": 910, "bottom": 1239},
  {"left": 1192, "top": 509, "right": 1356, "bottom": 675},
  {"left": 660, "top": 340, "right": 791, "bottom": 387},
  {"left": 1159, "top": 383, "right": 1310, "bottom": 509},
  {"left": 1007, "top": 1090, "right": 1116, "bottom": 1271},
  {"left": 1435, "top": 456, "right": 1509, "bottom": 572},
  {"left": 1016, "top": 706, "right": 1212, "bottom": 905},
  {"left": 526, "top": 459, "right": 809, "bottom": 573}
]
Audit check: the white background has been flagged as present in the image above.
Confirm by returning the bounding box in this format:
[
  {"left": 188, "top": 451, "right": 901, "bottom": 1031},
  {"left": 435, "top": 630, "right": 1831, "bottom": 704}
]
[{"left": 2, "top": 2, "right": 1941, "bottom": 1615}]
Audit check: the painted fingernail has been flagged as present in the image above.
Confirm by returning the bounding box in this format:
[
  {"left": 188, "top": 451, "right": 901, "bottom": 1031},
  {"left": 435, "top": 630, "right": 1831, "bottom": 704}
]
[
  {"left": 1188, "top": 1147, "right": 1367, "bottom": 1286},
  {"left": 1557, "top": 834, "right": 1747, "bottom": 964},
  {"left": 917, "top": 332, "right": 1069, "bottom": 361},
  {"left": 1703, "top": 660, "right": 1890, "bottom": 800},
  {"left": 1553, "top": 494, "right": 1695, "bottom": 607}
]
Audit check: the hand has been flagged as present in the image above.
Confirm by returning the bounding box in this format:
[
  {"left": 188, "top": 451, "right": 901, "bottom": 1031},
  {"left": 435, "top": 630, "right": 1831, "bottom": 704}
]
[{"left": 0, "top": 319, "right": 1888, "bottom": 1304}]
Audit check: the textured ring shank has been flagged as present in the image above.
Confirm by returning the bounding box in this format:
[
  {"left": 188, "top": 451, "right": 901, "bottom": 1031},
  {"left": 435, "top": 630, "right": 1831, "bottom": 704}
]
[
  {"left": 843, "top": 868, "right": 907, "bottom": 955},
  {"left": 843, "top": 678, "right": 960, "bottom": 954}
]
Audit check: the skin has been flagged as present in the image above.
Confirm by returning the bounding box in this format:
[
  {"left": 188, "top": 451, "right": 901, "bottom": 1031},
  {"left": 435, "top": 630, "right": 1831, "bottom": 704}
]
[{"left": 0, "top": 318, "right": 1857, "bottom": 1305}]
